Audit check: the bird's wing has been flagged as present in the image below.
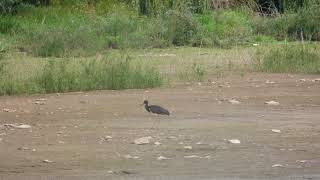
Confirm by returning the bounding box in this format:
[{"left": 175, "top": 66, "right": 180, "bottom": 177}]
[{"left": 150, "top": 105, "right": 170, "bottom": 115}]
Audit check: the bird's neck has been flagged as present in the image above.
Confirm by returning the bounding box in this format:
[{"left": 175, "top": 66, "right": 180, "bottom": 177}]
[{"left": 144, "top": 104, "right": 150, "bottom": 112}]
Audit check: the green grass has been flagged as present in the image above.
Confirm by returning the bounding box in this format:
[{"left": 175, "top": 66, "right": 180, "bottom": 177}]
[
  {"left": 1, "top": 2, "right": 320, "bottom": 96},
  {"left": 253, "top": 1, "right": 320, "bottom": 41},
  {"left": 254, "top": 43, "right": 320, "bottom": 74},
  {"left": 195, "top": 9, "right": 254, "bottom": 48},
  {"left": 0, "top": 55, "right": 163, "bottom": 95},
  {"left": 178, "top": 62, "right": 206, "bottom": 82}
]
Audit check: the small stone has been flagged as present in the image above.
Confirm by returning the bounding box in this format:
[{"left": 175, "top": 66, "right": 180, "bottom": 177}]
[
  {"left": 228, "top": 139, "right": 241, "bottom": 144},
  {"left": 312, "top": 78, "right": 320, "bottom": 82},
  {"left": 271, "top": 129, "right": 281, "bottom": 133},
  {"left": 34, "top": 101, "right": 46, "bottom": 105},
  {"left": 184, "top": 155, "right": 202, "bottom": 159},
  {"left": 18, "top": 146, "right": 30, "bottom": 151},
  {"left": 167, "top": 136, "right": 177, "bottom": 140},
  {"left": 4, "top": 124, "right": 31, "bottom": 129},
  {"left": 296, "top": 160, "right": 308, "bottom": 163},
  {"left": 157, "top": 156, "right": 170, "bottom": 160},
  {"left": 79, "top": 100, "right": 88, "bottom": 104},
  {"left": 229, "top": 99, "right": 240, "bottom": 105},
  {"left": 104, "top": 136, "right": 112, "bottom": 139},
  {"left": 154, "top": 141, "right": 161, "bottom": 146},
  {"left": 272, "top": 164, "right": 284, "bottom": 168},
  {"left": 2, "top": 108, "right": 17, "bottom": 113},
  {"left": 184, "top": 146, "right": 193, "bottom": 150},
  {"left": 134, "top": 136, "right": 152, "bottom": 145},
  {"left": 265, "top": 101, "right": 280, "bottom": 106},
  {"left": 100, "top": 136, "right": 113, "bottom": 142},
  {"left": 124, "top": 155, "right": 139, "bottom": 159},
  {"left": 42, "top": 159, "right": 54, "bottom": 163},
  {"left": 265, "top": 80, "right": 275, "bottom": 84},
  {"left": 16, "top": 124, "right": 31, "bottom": 129}
]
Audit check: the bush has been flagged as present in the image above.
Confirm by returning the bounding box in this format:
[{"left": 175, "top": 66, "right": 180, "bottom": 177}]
[
  {"left": 25, "top": 25, "right": 106, "bottom": 57},
  {"left": 196, "top": 10, "right": 253, "bottom": 48},
  {"left": 19, "top": 8, "right": 107, "bottom": 57},
  {"left": 0, "top": 0, "right": 21, "bottom": 14},
  {"left": 38, "top": 56, "right": 163, "bottom": 92},
  {"left": 254, "top": 1, "right": 320, "bottom": 41},
  {"left": 165, "top": 9, "right": 199, "bottom": 46},
  {"left": 254, "top": 43, "right": 320, "bottom": 74},
  {"left": 295, "top": 3, "right": 320, "bottom": 41},
  {"left": 103, "top": 12, "right": 139, "bottom": 48},
  {"left": 0, "top": 15, "right": 21, "bottom": 34},
  {"left": 0, "top": 55, "right": 163, "bottom": 95}
]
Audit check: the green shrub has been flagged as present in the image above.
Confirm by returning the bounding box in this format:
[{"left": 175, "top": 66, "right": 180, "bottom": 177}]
[
  {"left": 24, "top": 17, "right": 106, "bottom": 57},
  {"left": 166, "top": 9, "right": 199, "bottom": 46},
  {"left": 254, "top": 1, "right": 320, "bottom": 41},
  {"left": 254, "top": 43, "right": 320, "bottom": 74},
  {"left": 38, "top": 56, "right": 163, "bottom": 92},
  {"left": 295, "top": 3, "right": 320, "bottom": 41},
  {"left": 195, "top": 10, "right": 253, "bottom": 48},
  {"left": 254, "top": 13, "right": 297, "bottom": 40},
  {"left": 27, "top": 27, "right": 104, "bottom": 57},
  {"left": 103, "top": 12, "right": 139, "bottom": 48},
  {"left": 0, "top": 55, "right": 163, "bottom": 95},
  {"left": 0, "top": 0, "right": 20, "bottom": 14},
  {"left": 0, "top": 15, "right": 21, "bottom": 34},
  {"left": 253, "top": 35, "right": 277, "bottom": 43}
]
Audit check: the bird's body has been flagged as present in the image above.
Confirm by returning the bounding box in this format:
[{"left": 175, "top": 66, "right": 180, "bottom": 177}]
[{"left": 143, "top": 100, "right": 170, "bottom": 116}]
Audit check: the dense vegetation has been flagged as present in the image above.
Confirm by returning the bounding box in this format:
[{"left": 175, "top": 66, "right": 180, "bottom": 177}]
[
  {"left": 1, "top": 0, "right": 319, "bottom": 54},
  {"left": 0, "top": 0, "right": 319, "bottom": 95}
]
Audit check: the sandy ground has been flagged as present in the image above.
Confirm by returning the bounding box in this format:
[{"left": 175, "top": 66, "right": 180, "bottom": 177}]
[{"left": 0, "top": 73, "right": 320, "bottom": 180}]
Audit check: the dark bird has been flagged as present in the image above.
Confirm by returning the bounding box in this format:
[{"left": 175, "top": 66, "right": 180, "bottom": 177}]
[{"left": 143, "top": 100, "right": 170, "bottom": 116}]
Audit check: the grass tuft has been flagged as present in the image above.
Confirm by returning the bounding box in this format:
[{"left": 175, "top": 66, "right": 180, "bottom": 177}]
[
  {"left": 254, "top": 43, "right": 320, "bottom": 74},
  {"left": 0, "top": 55, "right": 163, "bottom": 95}
]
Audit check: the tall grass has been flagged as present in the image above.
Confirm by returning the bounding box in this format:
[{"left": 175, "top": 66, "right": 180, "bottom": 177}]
[
  {"left": 196, "top": 9, "right": 254, "bottom": 48},
  {"left": 254, "top": 0, "right": 320, "bottom": 41},
  {"left": 178, "top": 62, "right": 206, "bottom": 82},
  {"left": 254, "top": 43, "right": 320, "bottom": 74},
  {"left": 0, "top": 55, "right": 163, "bottom": 95}
]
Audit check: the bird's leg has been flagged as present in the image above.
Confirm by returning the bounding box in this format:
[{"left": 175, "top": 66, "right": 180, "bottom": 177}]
[
  {"left": 154, "top": 117, "right": 161, "bottom": 130},
  {"left": 151, "top": 118, "right": 159, "bottom": 130},
  {"left": 156, "top": 118, "right": 161, "bottom": 130},
  {"left": 151, "top": 119, "right": 157, "bottom": 129}
]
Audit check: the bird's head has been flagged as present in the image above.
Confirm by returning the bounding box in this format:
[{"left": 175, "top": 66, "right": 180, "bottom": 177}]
[{"left": 142, "top": 100, "right": 148, "bottom": 105}]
